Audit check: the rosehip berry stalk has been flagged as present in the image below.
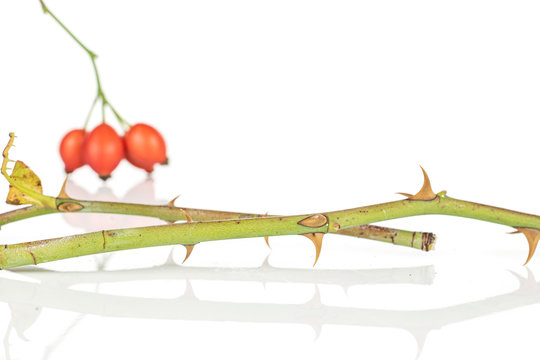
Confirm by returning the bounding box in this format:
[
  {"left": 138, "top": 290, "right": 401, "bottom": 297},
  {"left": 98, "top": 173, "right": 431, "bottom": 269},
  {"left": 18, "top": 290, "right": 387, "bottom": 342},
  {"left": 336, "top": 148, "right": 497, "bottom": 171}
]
[
  {"left": 2, "top": 133, "right": 540, "bottom": 268},
  {"left": 39, "top": 0, "right": 129, "bottom": 129}
]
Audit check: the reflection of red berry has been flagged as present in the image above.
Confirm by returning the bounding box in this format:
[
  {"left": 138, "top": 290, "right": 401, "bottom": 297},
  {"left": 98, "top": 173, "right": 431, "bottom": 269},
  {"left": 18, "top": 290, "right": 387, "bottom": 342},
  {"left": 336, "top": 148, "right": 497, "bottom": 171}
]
[
  {"left": 83, "top": 124, "right": 125, "bottom": 180},
  {"left": 124, "top": 123, "right": 167, "bottom": 173},
  {"left": 59, "top": 129, "right": 86, "bottom": 173}
]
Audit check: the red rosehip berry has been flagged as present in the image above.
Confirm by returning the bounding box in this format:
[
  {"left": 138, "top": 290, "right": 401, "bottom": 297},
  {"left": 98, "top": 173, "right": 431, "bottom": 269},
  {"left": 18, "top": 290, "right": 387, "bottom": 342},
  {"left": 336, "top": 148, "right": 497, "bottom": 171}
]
[
  {"left": 59, "top": 129, "right": 86, "bottom": 173},
  {"left": 83, "top": 123, "right": 125, "bottom": 180},
  {"left": 124, "top": 123, "right": 167, "bottom": 173}
]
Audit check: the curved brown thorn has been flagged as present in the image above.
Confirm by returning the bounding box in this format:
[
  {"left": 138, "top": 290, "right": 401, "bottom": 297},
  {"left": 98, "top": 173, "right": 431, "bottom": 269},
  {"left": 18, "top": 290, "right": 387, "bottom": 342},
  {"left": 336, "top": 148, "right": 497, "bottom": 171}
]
[
  {"left": 303, "top": 233, "right": 324, "bottom": 266},
  {"left": 58, "top": 176, "right": 71, "bottom": 199},
  {"left": 180, "top": 208, "right": 193, "bottom": 223},
  {"left": 398, "top": 166, "right": 437, "bottom": 201},
  {"left": 182, "top": 245, "right": 195, "bottom": 264},
  {"left": 262, "top": 212, "right": 271, "bottom": 248},
  {"left": 168, "top": 195, "right": 180, "bottom": 207},
  {"left": 513, "top": 227, "right": 540, "bottom": 265},
  {"left": 55, "top": 176, "right": 83, "bottom": 212},
  {"left": 168, "top": 195, "right": 192, "bottom": 222}
]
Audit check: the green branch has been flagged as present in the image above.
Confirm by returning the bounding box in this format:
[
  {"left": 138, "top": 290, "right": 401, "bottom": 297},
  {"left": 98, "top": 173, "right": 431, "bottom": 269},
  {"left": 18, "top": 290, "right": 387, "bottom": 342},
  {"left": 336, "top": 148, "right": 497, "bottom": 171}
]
[
  {"left": 1, "top": 191, "right": 539, "bottom": 269},
  {"left": 1, "top": 133, "right": 540, "bottom": 268},
  {"left": 0, "top": 202, "right": 431, "bottom": 251}
]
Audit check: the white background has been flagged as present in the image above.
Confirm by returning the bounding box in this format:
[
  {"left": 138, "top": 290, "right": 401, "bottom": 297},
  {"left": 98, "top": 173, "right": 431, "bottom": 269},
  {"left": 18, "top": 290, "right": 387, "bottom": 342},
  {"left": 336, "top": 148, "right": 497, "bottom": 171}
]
[{"left": 1, "top": 1, "right": 540, "bottom": 359}]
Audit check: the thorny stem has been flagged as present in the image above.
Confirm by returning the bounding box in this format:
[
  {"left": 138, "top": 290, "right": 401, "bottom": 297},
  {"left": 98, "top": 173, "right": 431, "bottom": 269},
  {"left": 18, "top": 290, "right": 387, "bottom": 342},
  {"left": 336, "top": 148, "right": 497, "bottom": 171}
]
[
  {"left": 39, "top": 0, "right": 131, "bottom": 130},
  {"left": 0, "top": 202, "right": 428, "bottom": 249},
  {"left": 0, "top": 131, "right": 434, "bottom": 252},
  {"left": 1, "top": 192, "right": 540, "bottom": 269},
  {"left": 1, "top": 134, "right": 540, "bottom": 268}
]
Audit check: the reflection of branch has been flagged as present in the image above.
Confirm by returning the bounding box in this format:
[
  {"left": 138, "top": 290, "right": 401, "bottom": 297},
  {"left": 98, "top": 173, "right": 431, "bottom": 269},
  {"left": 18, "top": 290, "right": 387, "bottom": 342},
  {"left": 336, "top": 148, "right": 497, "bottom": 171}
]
[
  {"left": 2, "top": 265, "right": 540, "bottom": 359},
  {"left": 2, "top": 271, "right": 539, "bottom": 328},
  {"left": 3, "top": 322, "right": 12, "bottom": 360},
  {"left": 15, "top": 260, "right": 435, "bottom": 288},
  {"left": 41, "top": 314, "right": 85, "bottom": 360}
]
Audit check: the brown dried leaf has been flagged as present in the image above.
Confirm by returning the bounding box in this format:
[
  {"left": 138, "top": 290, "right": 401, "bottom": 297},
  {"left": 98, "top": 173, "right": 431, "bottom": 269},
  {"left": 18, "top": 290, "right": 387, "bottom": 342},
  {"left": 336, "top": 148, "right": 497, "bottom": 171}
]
[{"left": 6, "top": 161, "right": 43, "bottom": 206}]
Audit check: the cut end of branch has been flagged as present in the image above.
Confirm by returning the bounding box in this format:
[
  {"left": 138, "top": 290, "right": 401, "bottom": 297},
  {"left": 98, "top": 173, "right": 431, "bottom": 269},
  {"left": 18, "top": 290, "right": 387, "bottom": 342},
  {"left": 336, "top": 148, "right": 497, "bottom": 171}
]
[
  {"left": 422, "top": 232, "right": 436, "bottom": 251},
  {"left": 399, "top": 166, "right": 437, "bottom": 201}
]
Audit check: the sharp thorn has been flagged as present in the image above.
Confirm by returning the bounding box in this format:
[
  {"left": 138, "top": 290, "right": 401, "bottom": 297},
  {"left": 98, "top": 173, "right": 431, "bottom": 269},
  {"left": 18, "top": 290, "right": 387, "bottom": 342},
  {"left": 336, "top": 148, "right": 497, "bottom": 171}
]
[
  {"left": 182, "top": 245, "right": 195, "bottom": 264},
  {"left": 58, "top": 176, "right": 71, "bottom": 199},
  {"left": 303, "top": 233, "right": 324, "bottom": 266},
  {"left": 397, "top": 192, "right": 413, "bottom": 198},
  {"left": 168, "top": 195, "right": 193, "bottom": 222},
  {"left": 180, "top": 208, "right": 193, "bottom": 223},
  {"left": 399, "top": 166, "right": 437, "bottom": 201},
  {"left": 168, "top": 195, "right": 180, "bottom": 207},
  {"left": 262, "top": 212, "right": 271, "bottom": 248},
  {"left": 514, "top": 227, "right": 540, "bottom": 265}
]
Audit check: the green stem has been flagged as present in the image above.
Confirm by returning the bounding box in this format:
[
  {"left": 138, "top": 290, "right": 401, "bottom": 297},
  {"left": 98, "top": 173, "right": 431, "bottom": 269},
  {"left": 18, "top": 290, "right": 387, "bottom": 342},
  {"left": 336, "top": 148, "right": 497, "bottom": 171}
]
[
  {"left": 0, "top": 201, "right": 429, "bottom": 252},
  {"left": 39, "top": 0, "right": 96, "bottom": 58},
  {"left": 39, "top": 0, "right": 130, "bottom": 129},
  {"left": 328, "top": 194, "right": 540, "bottom": 230},
  {"left": 0, "top": 131, "right": 428, "bottom": 252},
  {"left": 83, "top": 94, "right": 99, "bottom": 130},
  {"left": 1, "top": 193, "right": 539, "bottom": 269}
]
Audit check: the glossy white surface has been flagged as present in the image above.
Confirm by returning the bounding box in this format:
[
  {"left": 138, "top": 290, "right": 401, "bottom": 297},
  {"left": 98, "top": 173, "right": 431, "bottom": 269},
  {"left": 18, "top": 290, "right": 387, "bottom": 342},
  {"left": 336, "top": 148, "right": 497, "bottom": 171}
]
[{"left": 1, "top": 1, "right": 540, "bottom": 359}]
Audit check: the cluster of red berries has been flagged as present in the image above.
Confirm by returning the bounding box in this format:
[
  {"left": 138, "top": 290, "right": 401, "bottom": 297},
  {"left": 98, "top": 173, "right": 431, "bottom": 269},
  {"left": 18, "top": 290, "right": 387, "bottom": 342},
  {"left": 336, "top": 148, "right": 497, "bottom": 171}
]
[{"left": 59, "top": 123, "right": 167, "bottom": 180}]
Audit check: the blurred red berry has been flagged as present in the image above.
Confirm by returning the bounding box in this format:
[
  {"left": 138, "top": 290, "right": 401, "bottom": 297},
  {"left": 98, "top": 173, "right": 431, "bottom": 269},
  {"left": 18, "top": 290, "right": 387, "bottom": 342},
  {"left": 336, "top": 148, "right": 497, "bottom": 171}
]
[
  {"left": 83, "top": 123, "right": 125, "bottom": 180},
  {"left": 59, "top": 129, "right": 86, "bottom": 173},
  {"left": 124, "top": 123, "right": 167, "bottom": 173}
]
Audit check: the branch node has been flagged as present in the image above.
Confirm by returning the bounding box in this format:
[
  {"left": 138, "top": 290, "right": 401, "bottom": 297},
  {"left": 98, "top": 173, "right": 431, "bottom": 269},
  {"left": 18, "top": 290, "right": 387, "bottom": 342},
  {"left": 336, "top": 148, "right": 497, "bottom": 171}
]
[{"left": 298, "top": 214, "right": 328, "bottom": 228}]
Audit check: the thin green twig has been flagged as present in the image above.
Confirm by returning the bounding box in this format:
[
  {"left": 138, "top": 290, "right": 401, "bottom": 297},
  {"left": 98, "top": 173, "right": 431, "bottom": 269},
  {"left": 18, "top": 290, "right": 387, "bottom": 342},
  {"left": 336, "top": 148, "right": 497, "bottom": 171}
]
[{"left": 39, "top": 0, "right": 131, "bottom": 129}]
